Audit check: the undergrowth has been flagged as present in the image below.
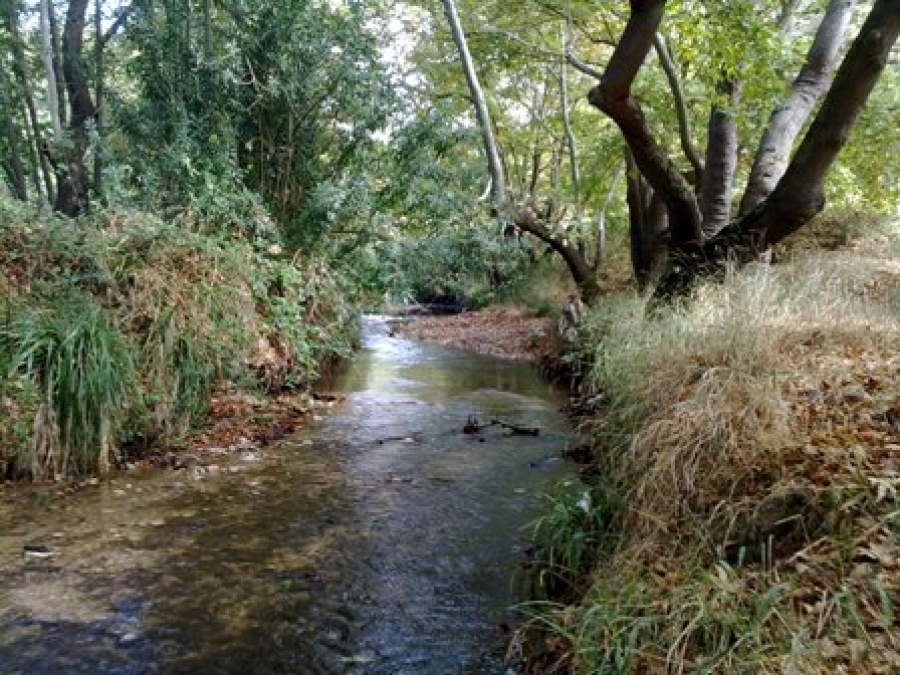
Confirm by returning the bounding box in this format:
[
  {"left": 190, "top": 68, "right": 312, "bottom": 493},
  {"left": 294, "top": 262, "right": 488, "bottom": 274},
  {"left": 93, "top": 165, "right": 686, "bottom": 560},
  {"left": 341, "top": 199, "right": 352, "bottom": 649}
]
[
  {"left": 0, "top": 199, "right": 356, "bottom": 479},
  {"left": 525, "top": 226, "right": 900, "bottom": 673}
]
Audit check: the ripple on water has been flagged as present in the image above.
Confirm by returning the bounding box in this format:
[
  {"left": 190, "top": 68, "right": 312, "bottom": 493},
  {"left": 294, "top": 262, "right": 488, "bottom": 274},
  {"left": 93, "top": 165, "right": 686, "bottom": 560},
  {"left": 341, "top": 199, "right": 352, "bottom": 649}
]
[{"left": 0, "top": 316, "right": 577, "bottom": 674}]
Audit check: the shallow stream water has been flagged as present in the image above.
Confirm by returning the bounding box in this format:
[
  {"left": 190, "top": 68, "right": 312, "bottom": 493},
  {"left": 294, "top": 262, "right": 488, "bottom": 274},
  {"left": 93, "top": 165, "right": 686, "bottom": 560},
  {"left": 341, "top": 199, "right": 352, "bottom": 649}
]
[{"left": 0, "top": 316, "right": 575, "bottom": 674}]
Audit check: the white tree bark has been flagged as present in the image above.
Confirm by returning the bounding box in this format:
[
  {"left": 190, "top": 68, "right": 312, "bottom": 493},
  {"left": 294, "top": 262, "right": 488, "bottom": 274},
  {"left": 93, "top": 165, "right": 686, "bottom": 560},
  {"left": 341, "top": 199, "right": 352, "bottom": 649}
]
[
  {"left": 441, "top": 0, "right": 507, "bottom": 206},
  {"left": 39, "top": 0, "right": 62, "bottom": 138},
  {"left": 739, "top": 0, "right": 856, "bottom": 215}
]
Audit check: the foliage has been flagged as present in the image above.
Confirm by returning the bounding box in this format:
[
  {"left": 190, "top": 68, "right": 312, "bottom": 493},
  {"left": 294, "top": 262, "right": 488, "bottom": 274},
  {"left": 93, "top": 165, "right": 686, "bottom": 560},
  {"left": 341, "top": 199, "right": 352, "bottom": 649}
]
[
  {"left": 528, "top": 482, "right": 610, "bottom": 600},
  {"left": 0, "top": 290, "right": 132, "bottom": 479},
  {"left": 113, "top": 0, "right": 395, "bottom": 250},
  {"left": 366, "top": 223, "right": 531, "bottom": 307},
  {"left": 0, "top": 200, "right": 357, "bottom": 478}
]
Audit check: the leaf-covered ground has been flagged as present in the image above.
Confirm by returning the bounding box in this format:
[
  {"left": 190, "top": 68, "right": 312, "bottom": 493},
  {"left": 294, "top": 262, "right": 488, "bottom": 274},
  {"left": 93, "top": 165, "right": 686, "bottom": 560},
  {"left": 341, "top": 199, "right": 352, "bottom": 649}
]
[{"left": 393, "top": 307, "right": 555, "bottom": 362}]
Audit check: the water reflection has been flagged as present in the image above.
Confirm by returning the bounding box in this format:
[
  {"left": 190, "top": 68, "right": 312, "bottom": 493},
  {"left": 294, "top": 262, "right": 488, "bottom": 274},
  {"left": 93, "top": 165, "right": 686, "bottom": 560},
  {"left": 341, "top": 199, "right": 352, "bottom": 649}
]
[{"left": 0, "top": 315, "right": 574, "bottom": 674}]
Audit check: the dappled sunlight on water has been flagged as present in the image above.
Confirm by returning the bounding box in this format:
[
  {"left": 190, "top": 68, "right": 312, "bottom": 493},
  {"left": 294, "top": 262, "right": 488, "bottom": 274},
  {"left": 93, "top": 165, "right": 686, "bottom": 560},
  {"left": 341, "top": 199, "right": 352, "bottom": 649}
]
[{"left": 0, "top": 316, "right": 576, "bottom": 674}]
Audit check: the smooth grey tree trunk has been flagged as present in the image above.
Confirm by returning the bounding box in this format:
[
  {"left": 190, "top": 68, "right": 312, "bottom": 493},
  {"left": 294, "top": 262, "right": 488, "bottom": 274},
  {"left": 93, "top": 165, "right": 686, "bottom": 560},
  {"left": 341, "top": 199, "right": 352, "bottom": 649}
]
[
  {"left": 699, "top": 79, "right": 739, "bottom": 237},
  {"left": 441, "top": 0, "right": 507, "bottom": 207},
  {"left": 739, "top": 0, "right": 855, "bottom": 215},
  {"left": 40, "top": 0, "right": 63, "bottom": 138},
  {"left": 560, "top": 23, "right": 583, "bottom": 233}
]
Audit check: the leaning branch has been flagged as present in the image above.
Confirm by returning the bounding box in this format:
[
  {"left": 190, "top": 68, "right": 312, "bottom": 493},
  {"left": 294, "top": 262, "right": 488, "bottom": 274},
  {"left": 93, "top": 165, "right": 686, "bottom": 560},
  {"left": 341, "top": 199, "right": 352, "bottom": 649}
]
[
  {"left": 101, "top": 4, "right": 141, "bottom": 48},
  {"left": 653, "top": 33, "right": 703, "bottom": 185},
  {"left": 739, "top": 0, "right": 856, "bottom": 215},
  {"left": 588, "top": 0, "right": 703, "bottom": 251}
]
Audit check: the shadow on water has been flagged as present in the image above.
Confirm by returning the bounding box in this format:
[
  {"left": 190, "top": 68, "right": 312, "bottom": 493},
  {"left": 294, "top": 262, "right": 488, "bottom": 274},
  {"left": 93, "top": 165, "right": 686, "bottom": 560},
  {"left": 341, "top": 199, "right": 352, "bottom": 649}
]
[{"left": 0, "top": 316, "right": 576, "bottom": 674}]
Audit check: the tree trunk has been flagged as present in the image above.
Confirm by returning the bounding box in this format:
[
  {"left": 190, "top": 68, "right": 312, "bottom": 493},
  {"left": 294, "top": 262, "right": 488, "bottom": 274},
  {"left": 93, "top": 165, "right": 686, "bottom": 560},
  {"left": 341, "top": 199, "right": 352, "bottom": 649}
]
[
  {"left": 0, "top": 69, "right": 28, "bottom": 201},
  {"left": 53, "top": 0, "right": 96, "bottom": 216},
  {"left": 699, "top": 78, "right": 739, "bottom": 238},
  {"left": 40, "top": 0, "right": 63, "bottom": 138},
  {"left": 441, "top": 0, "right": 506, "bottom": 207},
  {"left": 49, "top": 1, "right": 67, "bottom": 128},
  {"left": 656, "top": 0, "right": 900, "bottom": 298},
  {"left": 594, "top": 160, "right": 625, "bottom": 270},
  {"left": 739, "top": 0, "right": 855, "bottom": 215},
  {"left": 587, "top": 0, "right": 702, "bottom": 253},
  {"left": 626, "top": 152, "right": 667, "bottom": 290},
  {"left": 560, "top": 23, "right": 583, "bottom": 236},
  {"left": 6, "top": 4, "right": 55, "bottom": 201},
  {"left": 93, "top": 0, "right": 104, "bottom": 200}
]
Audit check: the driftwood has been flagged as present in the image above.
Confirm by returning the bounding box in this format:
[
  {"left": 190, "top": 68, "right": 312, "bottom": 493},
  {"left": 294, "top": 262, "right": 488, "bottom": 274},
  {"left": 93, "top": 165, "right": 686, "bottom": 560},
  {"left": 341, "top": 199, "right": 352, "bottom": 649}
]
[
  {"left": 491, "top": 417, "right": 540, "bottom": 436},
  {"left": 462, "top": 415, "right": 540, "bottom": 436}
]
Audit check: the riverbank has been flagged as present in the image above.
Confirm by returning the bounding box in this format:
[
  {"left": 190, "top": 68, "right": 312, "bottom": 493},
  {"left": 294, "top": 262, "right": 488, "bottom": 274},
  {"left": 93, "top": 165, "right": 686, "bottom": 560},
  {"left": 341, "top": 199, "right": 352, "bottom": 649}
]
[
  {"left": 0, "top": 201, "right": 355, "bottom": 483},
  {"left": 524, "top": 228, "right": 900, "bottom": 673},
  {"left": 392, "top": 306, "right": 556, "bottom": 362}
]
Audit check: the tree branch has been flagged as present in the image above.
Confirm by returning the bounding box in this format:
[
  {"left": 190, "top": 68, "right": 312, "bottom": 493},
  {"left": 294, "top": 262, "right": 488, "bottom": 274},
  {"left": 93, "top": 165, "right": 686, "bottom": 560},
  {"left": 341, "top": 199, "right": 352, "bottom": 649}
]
[
  {"left": 101, "top": 3, "right": 138, "bottom": 48},
  {"left": 588, "top": 0, "right": 702, "bottom": 251},
  {"left": 739, "top": 0, "right": 856, "bottom": 215},
  {"left": 652, "top": 33, "right": 703, "bottom": 184}
]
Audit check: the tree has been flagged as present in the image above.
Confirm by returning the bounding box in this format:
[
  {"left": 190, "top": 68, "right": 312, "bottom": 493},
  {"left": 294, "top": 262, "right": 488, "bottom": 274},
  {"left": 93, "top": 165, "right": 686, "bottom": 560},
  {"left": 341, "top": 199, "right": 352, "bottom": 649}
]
[
  {"left": 441, "top": 0, "right": 506, "bottom": 206},
  {"left": 435, "top": 0, "right": 608, "bottom": 302},
  {"left": 51, "top": 0, "right": 95, "bottom": 216},
  {"left": 586, "top": 0, "right": 898, "bottom": 297}
]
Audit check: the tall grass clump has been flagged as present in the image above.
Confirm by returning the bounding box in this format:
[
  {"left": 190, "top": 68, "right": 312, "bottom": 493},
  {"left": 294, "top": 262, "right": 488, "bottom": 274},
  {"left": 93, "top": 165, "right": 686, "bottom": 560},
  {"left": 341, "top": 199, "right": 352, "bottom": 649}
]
[
  {"left": 530, "top": 231, "right": 900, "bottom": 673},
  {"left": 0, "top": 292, "right": 133, "bottom": 479}
]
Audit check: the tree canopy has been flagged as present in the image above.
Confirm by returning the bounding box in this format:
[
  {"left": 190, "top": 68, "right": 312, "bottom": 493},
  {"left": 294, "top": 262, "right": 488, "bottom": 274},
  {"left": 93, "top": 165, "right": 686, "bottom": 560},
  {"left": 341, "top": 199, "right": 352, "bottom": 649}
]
[{"left": 0, "top": 0, "right": 898, "bottom": 300}]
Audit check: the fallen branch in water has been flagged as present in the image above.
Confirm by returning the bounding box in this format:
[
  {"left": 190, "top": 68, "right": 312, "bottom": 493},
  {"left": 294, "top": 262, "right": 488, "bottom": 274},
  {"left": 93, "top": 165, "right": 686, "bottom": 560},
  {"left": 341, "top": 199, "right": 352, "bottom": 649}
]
[{"left": 491, "top": 418, "right": 540, "bottom": 436}]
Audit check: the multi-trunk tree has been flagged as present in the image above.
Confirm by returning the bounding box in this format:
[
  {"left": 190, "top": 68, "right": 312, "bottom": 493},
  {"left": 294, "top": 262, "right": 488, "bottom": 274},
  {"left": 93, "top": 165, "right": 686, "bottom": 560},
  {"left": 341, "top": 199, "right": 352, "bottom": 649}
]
[{"left": 588, "top": 0, "right": 899, "bottom": 297}]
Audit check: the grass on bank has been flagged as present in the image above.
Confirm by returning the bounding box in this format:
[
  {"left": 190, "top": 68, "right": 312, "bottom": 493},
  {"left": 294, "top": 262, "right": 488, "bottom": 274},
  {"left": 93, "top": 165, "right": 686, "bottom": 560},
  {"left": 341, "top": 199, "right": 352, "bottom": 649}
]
[
  {"left": 0, "top": 199, "right": 356, "bottom": 480},
  {"left": 526, "top": 222, "right": 900, "bottom": 673}
]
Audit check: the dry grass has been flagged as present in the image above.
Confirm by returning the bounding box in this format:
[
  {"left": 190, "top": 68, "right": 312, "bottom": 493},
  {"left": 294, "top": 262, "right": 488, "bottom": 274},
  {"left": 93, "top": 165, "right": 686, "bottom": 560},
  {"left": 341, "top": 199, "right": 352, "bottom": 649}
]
[{"left": 535, "top": 227, "right": 900, "bottom": 673}]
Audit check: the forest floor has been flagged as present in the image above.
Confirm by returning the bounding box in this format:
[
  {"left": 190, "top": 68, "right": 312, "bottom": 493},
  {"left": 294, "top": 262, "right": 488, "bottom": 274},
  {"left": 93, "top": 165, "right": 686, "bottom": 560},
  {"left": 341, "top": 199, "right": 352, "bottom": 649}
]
[{"left": 392, "top": 306, "right": 556, "bottom": 362}]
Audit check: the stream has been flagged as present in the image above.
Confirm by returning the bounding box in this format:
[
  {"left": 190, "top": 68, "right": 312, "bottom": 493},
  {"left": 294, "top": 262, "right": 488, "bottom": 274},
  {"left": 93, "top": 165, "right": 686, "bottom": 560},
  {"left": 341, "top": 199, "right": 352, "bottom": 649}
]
[{"left": 0, "top": 316, "right": 576, "bottom": 674}]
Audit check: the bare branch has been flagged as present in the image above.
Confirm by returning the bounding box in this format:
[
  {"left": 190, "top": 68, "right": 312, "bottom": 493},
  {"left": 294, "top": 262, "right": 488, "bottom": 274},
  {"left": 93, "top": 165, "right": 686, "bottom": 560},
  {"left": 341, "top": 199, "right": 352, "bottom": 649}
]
[{"left": 652, "top": 33, "right": 703, "bottom": 184}]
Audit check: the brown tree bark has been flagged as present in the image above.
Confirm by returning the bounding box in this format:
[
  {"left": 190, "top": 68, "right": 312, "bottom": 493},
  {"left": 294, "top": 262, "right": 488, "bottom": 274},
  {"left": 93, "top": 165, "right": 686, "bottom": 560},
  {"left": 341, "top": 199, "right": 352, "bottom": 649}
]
[
  {"left": 514, "top": 207, "right": 601, "bottom": 304},
  {"left": 587, "top": 0, "right": 702, "bottom": 253},
  {"left": 626, "top": 151, "right": 667, "bottom": 290}
]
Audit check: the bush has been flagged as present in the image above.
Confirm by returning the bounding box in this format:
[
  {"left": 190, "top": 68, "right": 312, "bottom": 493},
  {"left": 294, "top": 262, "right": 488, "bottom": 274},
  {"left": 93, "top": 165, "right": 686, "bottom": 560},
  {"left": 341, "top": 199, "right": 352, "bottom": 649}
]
[
  {"left": 0, "top": 202, "right": 358, "bottom": 478},
  {"left": 0, "top": 292, "right": 133, "bottom": 478}
]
